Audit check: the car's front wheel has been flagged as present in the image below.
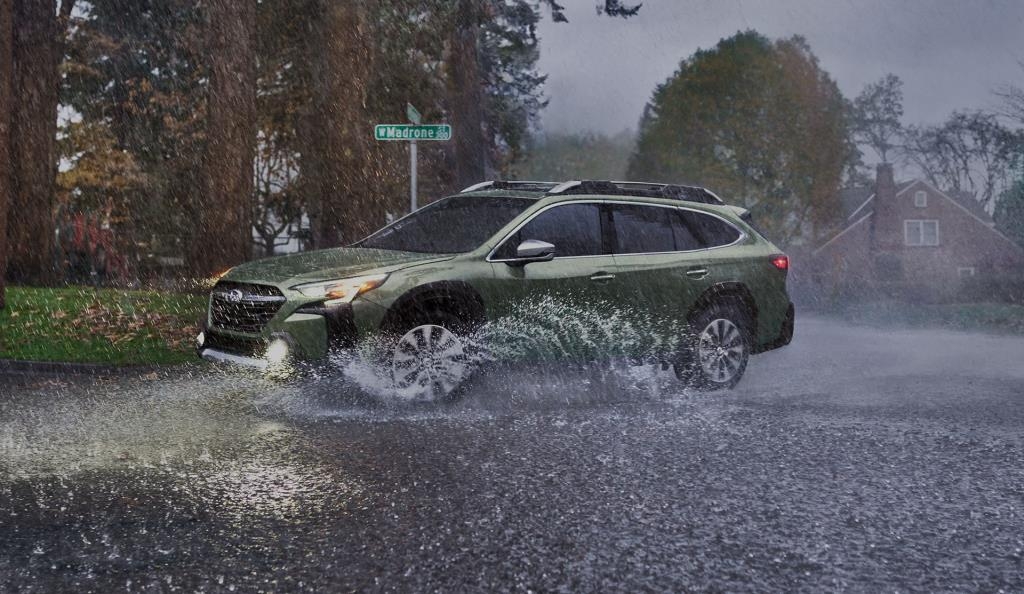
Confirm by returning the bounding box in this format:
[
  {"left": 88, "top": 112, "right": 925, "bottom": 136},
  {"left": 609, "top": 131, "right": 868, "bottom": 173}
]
[
  {"left": 675, "top": 301, "right": 752, "bottom": 390},
  {"left": 390, "top": 320, "right": 472, "bottom": 402}
]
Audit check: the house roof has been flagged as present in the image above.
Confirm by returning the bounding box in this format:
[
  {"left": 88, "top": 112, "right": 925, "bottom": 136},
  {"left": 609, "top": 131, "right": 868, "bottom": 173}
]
[
  {"left": 838, "top": 187, "right": 872, "bottom": 220},
  {"left": 817, "top": 178, "right": 1018, "bottom": 254},
  {"left": 926, "top": 188, "right": 993, "bottom": 225}
]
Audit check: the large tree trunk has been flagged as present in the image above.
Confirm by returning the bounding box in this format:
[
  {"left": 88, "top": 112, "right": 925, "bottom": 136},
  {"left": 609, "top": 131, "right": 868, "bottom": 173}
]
[
  {"left": 447, "top": 0, "right": 488, "bottom": 192},
  {"left": 189, "top": 0, "right": 257, "bottom": 277},
  {"left": 7, "top": 0, "right": 70, "bottom": 286},
  {"left": 305, "top": 0, "right": 376, "bottom": 249},
  {"left": 0, "top": 0, "right": 12, "bottom": 308}
]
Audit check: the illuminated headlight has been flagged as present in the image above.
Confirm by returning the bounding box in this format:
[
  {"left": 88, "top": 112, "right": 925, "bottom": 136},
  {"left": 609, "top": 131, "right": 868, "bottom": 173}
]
[
  {"left": 291, "top": 274, "right": 388, "bottom": 306},
  {"left": 196, "top": 331, "right": 206, "bottom": 348},
  {"left": 265, "top": 339, "right": 290, "bottom": 364}
]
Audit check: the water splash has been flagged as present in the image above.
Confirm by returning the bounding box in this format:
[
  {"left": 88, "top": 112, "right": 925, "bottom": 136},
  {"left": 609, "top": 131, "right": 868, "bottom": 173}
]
[{"left": 318, "top": 296, "right": 691, "bottom": 405}]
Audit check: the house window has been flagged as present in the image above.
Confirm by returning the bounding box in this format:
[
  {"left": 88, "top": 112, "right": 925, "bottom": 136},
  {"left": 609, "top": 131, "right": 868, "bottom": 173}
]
[
  {"left": 914, "top": 190, "right": 927, "bottom": 207},
  {"left": 957, "top": 267, "right": 976, "bottom": 278},
  {"left": 904, "top": 220, "right": 939, "bottom": 246}
]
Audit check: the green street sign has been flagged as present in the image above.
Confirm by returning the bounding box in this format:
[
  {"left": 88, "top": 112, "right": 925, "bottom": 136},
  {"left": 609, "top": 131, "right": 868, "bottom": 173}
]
[
  {"left": 406, "top": 103, "right": 421, "bottom": 125},
  {"left": 374, "top": 124, "right": 452, "bottom": 141}
]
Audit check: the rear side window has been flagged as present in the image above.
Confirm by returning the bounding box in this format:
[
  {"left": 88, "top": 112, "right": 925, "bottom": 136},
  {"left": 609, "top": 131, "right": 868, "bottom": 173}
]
[
  {"left": 611, "top": 204, "right": 676, "bottom": 254},
  {"left": 681, "top": 210, "right": 742, "bottom": 247},
  {"left": 495, "top": 203, "right": 605, "bottom": 258},
  {"left": 669, "top": 210, "right": 703, "bottom": 251}
]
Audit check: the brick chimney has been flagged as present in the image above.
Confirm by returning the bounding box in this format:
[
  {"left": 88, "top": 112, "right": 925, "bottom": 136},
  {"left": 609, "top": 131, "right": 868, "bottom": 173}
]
[{"left": 870, "top": 163, "right": 899, "bottom": 252}]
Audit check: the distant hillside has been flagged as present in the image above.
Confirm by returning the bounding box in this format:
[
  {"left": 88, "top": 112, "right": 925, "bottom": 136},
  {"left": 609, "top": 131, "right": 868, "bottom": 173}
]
[{"left": 511, "top": 131, "right": 635, "bottom": 181}]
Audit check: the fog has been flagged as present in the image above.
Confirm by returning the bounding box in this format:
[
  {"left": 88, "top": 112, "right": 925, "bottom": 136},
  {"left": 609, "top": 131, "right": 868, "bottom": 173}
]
[{"left": 537, "top": 0, "right": 1024, "bottom": 134}]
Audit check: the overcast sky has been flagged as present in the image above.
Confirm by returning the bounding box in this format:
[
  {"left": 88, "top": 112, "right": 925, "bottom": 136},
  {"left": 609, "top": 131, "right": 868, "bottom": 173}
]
[{"left": 535, "top": 0, "right": 1024, "bottom": 136}]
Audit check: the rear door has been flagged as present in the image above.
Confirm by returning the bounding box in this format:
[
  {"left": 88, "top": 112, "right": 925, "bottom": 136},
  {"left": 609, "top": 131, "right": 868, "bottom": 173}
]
[
  {"left": 608, "top": 203, "right": 711, "bottom": 326},
  {"left": 678, "top": 208, "right": 746, "bottom": 293}
]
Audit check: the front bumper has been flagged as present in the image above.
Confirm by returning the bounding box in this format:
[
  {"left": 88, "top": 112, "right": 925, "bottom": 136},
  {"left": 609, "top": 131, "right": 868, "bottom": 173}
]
[
  {"left": 197, "top": 301, "right": 367, "bottom": 365},
  {"left": 200, "top": 348, "right": 269, "bottom": 369}
]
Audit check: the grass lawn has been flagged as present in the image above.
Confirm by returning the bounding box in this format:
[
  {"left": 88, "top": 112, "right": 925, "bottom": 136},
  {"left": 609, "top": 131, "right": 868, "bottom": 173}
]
[
  {"left": 0, "top": 286, "right": 207, "bottom": 365},
  {"left": 829, "top": 300, "right": 1024, "bottom": 336}
]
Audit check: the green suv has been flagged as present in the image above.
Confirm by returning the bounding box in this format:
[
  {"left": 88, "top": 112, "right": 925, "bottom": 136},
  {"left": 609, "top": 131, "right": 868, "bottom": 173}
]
[{"left": 198, "top": 180, "right": 794, "bottom": 399}]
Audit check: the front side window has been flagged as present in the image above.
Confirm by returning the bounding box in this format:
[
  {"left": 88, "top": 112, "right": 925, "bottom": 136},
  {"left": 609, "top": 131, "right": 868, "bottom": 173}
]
[
  {"left": 359, "top": 195, "right": 534, "bottom": 254},
  {"left": 611, "top": 204, "right": 677, "bottom": 253},
  {"left": 914, "top": 190, "right": 928, "bottom": 207},
  {"left": 904, "top": 220, "right": 939, "bottom": 246},
  {"left": 494, "top": 203, "right": 605, "bottom": 258}
]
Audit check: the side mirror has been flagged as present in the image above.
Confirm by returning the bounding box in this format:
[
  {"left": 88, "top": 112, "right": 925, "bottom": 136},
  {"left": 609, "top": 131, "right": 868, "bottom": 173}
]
[{"left": 507, "top": 239, "right": 555, "bottom": 267}]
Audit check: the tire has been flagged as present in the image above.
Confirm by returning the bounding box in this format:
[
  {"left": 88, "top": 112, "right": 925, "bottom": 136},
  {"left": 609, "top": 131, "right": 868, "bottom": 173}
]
[
  {"left": 674, "top": 299, "right": 752, "bottom": 391},
  {"left": 387, "top": 310, "right": 476, "bottom": 403}
]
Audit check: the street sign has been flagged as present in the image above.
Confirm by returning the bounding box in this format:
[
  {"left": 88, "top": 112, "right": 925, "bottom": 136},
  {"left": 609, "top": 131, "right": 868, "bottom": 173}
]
[
  {"left": 375, "top": 112, "right": 452, "bottom": 214},
  {"left": 374, "top": 124, "right": 451, "bottom": 141},
  {"left": 406, "top": 103, "right": 421, "bottom": 125}
]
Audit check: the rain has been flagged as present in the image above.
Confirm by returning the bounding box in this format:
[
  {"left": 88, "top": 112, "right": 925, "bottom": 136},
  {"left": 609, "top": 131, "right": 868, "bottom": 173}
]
[{"left": 2, "top": 1, "right": 1024, "bottom": 591}]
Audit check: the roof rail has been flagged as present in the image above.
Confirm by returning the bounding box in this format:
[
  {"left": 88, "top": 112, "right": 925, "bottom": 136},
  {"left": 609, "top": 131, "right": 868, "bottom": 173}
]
[
  {"left": 459, "top": 180, "right": 560, "bottom": 193},
  {"left": 546, "top": 180, "right": 724, "bottom": 205}
]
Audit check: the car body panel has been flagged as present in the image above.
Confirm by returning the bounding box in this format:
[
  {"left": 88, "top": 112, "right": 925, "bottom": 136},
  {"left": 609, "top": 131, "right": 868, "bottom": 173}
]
[{"left": 199, "top": 187, "right": 793, "bottom": 367}]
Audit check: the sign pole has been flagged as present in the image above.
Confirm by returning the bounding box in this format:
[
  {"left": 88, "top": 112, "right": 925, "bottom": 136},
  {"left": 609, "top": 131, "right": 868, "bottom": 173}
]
[
  {"left": 410, "top": 139, "right": 418, "bottom": 212},
  {"left": 374, "top": 103, "right": 449, "bottom": 215}
]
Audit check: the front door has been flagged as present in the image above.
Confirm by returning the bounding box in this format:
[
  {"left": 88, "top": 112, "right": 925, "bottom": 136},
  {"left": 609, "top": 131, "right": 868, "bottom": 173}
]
[{"left": 481, "top": 202, "right": 622, "bottom": 360}]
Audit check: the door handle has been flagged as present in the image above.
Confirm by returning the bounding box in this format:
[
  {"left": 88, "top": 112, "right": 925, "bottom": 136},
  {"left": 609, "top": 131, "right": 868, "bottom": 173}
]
[
  {"left": 685, "top": 268, "right": 708, "bottom": 279},
  {"left": 590, "top": 272, "right": 616, "bottom": 282}
]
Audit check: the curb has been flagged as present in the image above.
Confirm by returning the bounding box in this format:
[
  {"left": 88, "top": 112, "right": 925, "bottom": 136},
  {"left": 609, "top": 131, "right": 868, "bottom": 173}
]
[{"left": 0, "top": 359, "right": 171, "bottom": 377}]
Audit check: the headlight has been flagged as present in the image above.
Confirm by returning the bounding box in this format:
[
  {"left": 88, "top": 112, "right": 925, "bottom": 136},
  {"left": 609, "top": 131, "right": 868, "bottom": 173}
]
[
  {"left": 265, "top": 338, "right": 290, "bottom": 364},
  {"left": 291, "top": 273, "right": 388, "bottom": 305}
]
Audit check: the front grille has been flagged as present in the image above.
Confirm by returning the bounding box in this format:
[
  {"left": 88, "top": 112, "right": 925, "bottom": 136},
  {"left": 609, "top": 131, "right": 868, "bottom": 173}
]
[
  {"left": 209, "top": 281, "right": 285, "bottom": 334},
  {"left": 205, "top": 330, "right": 266, "bottom": 356}
]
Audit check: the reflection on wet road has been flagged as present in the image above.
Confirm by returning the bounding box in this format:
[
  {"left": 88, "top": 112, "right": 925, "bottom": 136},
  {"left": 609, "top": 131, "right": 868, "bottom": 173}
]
[{"left": 2, "top": 316, "right": 1024, "bottom": 591}]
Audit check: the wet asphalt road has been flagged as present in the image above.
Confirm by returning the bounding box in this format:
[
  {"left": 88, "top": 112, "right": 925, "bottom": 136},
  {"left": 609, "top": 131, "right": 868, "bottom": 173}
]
[{"left": 1, "top": 316, "right": 1024, "bottom": 592}]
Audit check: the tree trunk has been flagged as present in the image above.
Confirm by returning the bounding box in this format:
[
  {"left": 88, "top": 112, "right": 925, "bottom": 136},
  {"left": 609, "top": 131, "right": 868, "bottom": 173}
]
[
  {"left": 7, "top": 0, "right": 68, "bottom": 286},
  {"left": 0, "top": 0, "right": 12, "bottom": 308},
  {"left": 189, "top": 0, "right": 257, "bottom": 277},
  {"left": 306, "top": 1, "right": 376, "bottom": 249},
  {"left": 447, "top": 0, "right": 488, "bottom": 192}
]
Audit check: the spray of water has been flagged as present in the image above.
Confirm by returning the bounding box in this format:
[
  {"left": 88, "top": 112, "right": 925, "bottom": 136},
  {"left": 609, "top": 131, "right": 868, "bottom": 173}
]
[
  {"left": 0, "top": 298, "right": 700, "bottom": 477},
  {"left": 319, "top": 296, "right": 692, "bottom": 406}
]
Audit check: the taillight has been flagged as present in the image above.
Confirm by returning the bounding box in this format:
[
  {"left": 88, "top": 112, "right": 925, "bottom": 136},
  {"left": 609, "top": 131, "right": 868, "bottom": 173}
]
[{"left": 770, "top": 254, "right": 789, "bottom": 271}]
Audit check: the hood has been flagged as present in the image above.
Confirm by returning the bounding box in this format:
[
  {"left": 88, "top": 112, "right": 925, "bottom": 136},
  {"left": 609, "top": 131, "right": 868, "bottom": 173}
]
[{"left": 223, "top": 247, "right": 452, "bottom": 286}]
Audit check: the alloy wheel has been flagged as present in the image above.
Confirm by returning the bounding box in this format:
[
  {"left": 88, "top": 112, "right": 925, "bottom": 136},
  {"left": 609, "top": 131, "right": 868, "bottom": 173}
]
[
  {"left": 392, "top": 324, "right": 469, "bottom": 401},
  {"left": 697, "top": 318, "right": 747, "bottom": 384}
]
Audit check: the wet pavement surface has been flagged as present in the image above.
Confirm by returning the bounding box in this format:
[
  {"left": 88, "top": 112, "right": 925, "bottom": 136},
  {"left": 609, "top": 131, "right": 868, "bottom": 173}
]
[{"left": 2, "top": 316, "right": 1023, "bottom": 592}]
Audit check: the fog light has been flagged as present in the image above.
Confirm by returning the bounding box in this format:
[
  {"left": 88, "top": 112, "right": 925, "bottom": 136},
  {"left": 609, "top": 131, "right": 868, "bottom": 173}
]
[
  {"left": 196, "top": 331, "right": 206, "bottom": 348},
  {"left": 265, "top": 338, "right": 290, "bottom": 364}
]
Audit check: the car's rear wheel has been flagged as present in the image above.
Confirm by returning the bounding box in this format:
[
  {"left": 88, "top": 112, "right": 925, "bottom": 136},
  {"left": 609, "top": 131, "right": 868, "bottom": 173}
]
[
  {"left": 675, "top": 301, "right": 752, "bottom": 390},
  {"left": 390, "top": 317, "right": 472, "bottom": 402}
]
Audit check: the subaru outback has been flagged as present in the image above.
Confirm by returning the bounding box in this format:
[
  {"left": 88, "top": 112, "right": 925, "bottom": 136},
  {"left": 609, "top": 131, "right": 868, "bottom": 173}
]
[{"left": 197, "top": 180, "right": 795, "bottom": 400}]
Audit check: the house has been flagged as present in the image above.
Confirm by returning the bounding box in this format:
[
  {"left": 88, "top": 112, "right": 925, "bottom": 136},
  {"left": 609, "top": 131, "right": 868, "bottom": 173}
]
[{"left": 809, "top": 164, "right": 1024, "bottom": 300}]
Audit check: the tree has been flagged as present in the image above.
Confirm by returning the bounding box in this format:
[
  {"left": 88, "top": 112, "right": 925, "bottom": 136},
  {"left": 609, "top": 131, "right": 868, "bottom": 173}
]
[
  {"left": 850, "top": 73, "right": 904, "bottom": 164},
  {"left": 62, "top": 0, "right": 206, "bottom": 277},
  {"left": 902, "top": 111, "right": 1023, "bottom": 211},
  {"left": 189, "top": 0, "right": 257, "bottom": 276},
  {"left": 8, "top": 0, "right": 75, "bottom": 285},
  {"left": 994, "top": 178, "right": 1024, "bottom": 249},
  {"left": 628, "top": 31, "right": 851, "bottom": 245},
  {"left": 995, "top": 61, "right": 1024, "bottom": 127},
  {"left": 304, "top": 0, "right": 377, "bottom": 248},
  {"left": 0, "top": 0, "right": 11, "bottom": 308},
  {"left": 446, "top": 0, "right": 490, "bottom": 190},
  {"left": 445, "top": 0, "right": 641, "bottom": 191}
]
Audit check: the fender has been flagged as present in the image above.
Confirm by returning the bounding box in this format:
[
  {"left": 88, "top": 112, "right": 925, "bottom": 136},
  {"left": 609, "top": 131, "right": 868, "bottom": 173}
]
[{"left": 380, "top": 280, "right": 487, "bottom": 334}]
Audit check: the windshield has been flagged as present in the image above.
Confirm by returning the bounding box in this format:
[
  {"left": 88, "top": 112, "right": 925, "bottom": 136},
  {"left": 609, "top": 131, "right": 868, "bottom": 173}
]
[{"left": 358, "top": 195, "right": 534, "bottom": 254}]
